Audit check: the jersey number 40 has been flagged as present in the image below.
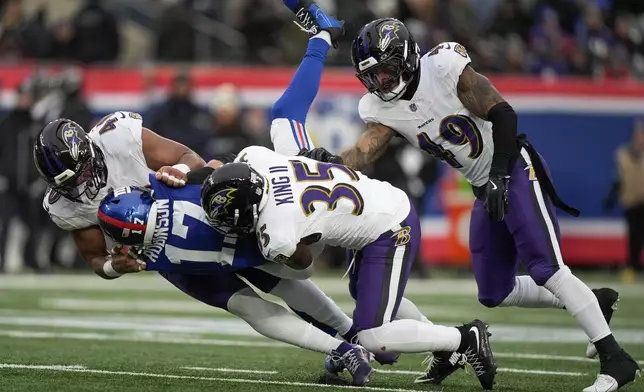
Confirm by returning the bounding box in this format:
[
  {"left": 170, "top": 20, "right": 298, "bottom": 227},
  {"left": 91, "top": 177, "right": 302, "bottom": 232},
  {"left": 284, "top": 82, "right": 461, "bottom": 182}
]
[
  {"left": 290, "top": 161, "right": 365, "bottom": 217},
  {"left": 417, "top": 114, "right": 483, "bottom": 169}
]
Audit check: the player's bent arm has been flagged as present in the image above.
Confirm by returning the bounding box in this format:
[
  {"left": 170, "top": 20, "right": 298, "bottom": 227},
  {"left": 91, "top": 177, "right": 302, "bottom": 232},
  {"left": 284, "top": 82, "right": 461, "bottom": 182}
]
[
  {"left": 72, "top": 227, "right": 117, "bottom": 280},
  {"left": 339, "top": 122, "right": 395, "bottom": 170},
  {"left": 457, "top": 65, "right": 518, "bottom": 176},
  {"left": 141, "top": 127, "right": 206, "bottom": 171}
]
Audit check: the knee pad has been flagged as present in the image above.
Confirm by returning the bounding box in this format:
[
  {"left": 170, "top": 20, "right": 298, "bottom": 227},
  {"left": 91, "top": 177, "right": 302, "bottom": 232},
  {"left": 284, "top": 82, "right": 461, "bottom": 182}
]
[
  {"left": 478, "top": 284, "right": 514, "bottom": 308},
  {"left": 478, "top": 296, "right": 503, "bottom": 308},
  {"left": 533, "top": 264, "right": 568, "bottom": 287}
]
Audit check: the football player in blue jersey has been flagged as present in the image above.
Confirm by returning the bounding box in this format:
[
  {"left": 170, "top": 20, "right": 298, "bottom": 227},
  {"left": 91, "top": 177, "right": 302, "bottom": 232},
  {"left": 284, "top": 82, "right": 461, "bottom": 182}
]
[
  {"left": 99, "top": 181, "right": 374, "bottom": 386},
  {"left": 94, "top": 0, "right": 376, "bottom": 386}
]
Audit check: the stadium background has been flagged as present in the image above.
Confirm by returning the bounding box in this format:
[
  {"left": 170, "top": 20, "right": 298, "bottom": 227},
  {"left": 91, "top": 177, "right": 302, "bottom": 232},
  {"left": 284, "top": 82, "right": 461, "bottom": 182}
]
[{"left": 0, "top": 0, "right": 643, "bottom": 272}]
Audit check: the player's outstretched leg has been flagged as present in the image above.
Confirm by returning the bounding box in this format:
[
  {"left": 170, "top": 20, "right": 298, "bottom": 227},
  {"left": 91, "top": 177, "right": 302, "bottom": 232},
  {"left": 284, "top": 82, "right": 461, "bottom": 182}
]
[
  {"left": 348, "top": 202, "right": 496, "bottom": 389},
  {"left": 283, "top": 0, "right": 344, "bottom": 46},
  {"left": 270, "top": 1, "right": 345, "bottom": 156},
  {"left": 501, "top": 151, "right": 640, "bottom": 391},
  {"left": 228, "top": 287, "right": 373, "bottom": 386}
]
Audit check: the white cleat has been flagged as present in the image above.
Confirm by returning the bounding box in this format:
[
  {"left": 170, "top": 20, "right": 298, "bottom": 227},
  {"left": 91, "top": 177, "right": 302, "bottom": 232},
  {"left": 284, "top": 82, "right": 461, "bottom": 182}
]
[
  {"left": 583, "top": 374, "right": 619, "bottom": 392},
  {"left": 583, "top": 371, "right": 641, "bottom": 392}
]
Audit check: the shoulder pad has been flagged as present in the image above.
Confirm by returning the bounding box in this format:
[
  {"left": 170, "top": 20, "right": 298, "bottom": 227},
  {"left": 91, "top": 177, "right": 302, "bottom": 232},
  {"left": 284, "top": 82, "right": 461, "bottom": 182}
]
[{"left": 358, "top": 93, "right": 382, "bottom": 123}]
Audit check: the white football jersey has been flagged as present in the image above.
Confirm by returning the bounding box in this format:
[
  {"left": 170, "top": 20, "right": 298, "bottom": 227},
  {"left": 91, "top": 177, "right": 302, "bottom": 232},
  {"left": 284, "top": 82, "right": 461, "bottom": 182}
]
[
  {"left": 359, "top": 42, "right": 494, "bottom": 187},
  {"left": 43, "top": 111, "right": 153, "bottom": 231},
  {"left": 235, "top": 146, "right": 410, "bottom": 262}
]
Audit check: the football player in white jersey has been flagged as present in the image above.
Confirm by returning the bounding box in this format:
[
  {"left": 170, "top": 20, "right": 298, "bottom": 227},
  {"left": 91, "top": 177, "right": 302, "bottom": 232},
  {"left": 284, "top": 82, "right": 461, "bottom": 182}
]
[
  {"left": 200, "top": 148, "right": 498, "bottom": 389},
  {"left": 297, "top": 18, "right": 638, "bottom": 392},
  {"left": 33, "top": 112, "right": 207, "bottom": 277},
  {"left": 29, "top": 2, "right": 380, "bottom": 387}
]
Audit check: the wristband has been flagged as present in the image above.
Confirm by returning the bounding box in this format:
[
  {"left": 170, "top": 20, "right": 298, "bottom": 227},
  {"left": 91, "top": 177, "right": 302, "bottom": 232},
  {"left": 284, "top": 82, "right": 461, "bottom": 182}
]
[
  {"left": 172, "top": 163, "right": 190, "bottom": 174},
  {"left": 102, "top": 257, "right": 122, "bottom": 278}
]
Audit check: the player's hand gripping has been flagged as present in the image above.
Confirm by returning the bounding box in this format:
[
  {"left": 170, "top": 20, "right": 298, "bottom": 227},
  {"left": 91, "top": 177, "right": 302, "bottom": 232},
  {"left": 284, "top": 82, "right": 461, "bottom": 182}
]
[
  {"left": 155, "top": 165, "right": 188, "bottom": 187},
  {"left": 297, "top": 147, "right": 343, "bottom": 164},
  {"left": 484, "top": 175, "right": 510, "bottom": 222},
  {"left": 109, "top": 245, "right": 146, "bottom": 274}
]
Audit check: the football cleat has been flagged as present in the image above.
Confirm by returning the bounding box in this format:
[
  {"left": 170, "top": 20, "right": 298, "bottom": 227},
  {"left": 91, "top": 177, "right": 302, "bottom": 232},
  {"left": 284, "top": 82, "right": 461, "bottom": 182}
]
[
  {"left": 457, "top": 320, "right": 497, "bottom": 390},
  {"left": 324, "top": 353, "right": 344, "bottom": 376},
  {"left": 583, "top": 349, "right": 640, "bottom": 392},
  {"left": 336, "top": 345, "right": 374, "bottom": 386},
  {"left": 285, "top": 0, "right": 344, "bottom": 47},
  {"left": 586, "top": 288, "right": 620, "bottom": 359},
  {"left": 415, "top": 351, "right": 466, "bottom": 385}
]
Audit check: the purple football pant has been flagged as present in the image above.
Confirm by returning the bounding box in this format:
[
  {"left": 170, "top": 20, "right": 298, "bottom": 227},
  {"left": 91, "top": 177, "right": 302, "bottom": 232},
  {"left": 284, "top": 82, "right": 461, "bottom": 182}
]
[
  {"left": 471, "top": 148, "right": 563, "bottom": 307},
  {"left": 349, "top": 201, "right": 421, "bottom": 332}
]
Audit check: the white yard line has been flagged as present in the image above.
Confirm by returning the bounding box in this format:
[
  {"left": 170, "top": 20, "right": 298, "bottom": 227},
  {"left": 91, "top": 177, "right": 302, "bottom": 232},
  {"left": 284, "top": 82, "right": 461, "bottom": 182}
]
[
  {"left": 498, "top": 368, "right": 587, "bottom": 376},
  {"left": 0, "top": 363, "right": 429, "bottom": 392},
  {"left": 495, "top": 352, "right": 596, "bottom": 363},
  {"left": 182, "top": 366, "right": 278, "bottom": 375},
  {"left": 1, "top": 274, "right": 642, "bottom": 297},
  {"left": 375, "top": 368, "right": 586, "bottom": 377},
  {"left": 2, "top": 313, "right": 644, "bottom": 345},
  {"left": 1, "top": 329, "right": 643, "bottom": 366},
  {"left": 0, "top": 330, "right": 287, "bottom": 348}
]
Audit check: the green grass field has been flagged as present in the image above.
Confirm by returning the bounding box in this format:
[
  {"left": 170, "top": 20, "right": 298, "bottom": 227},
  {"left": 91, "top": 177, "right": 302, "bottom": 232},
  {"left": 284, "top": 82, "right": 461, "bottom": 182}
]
[{"left": 0, "top": 273, "right": 642, "bottom": 392}]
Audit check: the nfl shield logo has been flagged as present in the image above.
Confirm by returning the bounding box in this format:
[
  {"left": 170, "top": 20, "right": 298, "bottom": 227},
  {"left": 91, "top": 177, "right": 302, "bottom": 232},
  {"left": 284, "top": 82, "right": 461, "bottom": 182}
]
[{"left": 410, "top": 103, "right": 417, "bottom": 112}]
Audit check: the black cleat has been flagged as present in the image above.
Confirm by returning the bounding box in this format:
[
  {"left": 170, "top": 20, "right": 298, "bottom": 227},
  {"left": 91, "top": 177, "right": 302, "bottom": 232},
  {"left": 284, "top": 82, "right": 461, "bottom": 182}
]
[
  {"left": 583, "top": 349, "right": 641, "bottom": 392},
  {"left": 457, "top": 319, "right": 497, "bottom": 390},
  {"left": 414, "top": 351, "right": 466, "bottom": 385},
  {"left": 587, "top": 288, "right": 620, "bottom": 359}
]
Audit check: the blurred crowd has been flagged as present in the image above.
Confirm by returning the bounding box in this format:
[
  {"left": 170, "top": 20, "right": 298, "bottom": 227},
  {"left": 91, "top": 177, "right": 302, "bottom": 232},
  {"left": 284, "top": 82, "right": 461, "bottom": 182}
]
[
  {"left": 0, "top": 67, "right": 437, "bottom": 274},
  {"left": 0, "top": 0, "right": 643, "bottom": 78}
]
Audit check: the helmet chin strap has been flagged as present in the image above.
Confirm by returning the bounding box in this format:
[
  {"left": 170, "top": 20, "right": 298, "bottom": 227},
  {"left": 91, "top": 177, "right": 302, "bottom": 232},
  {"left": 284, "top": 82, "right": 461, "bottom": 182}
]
[{"left": 143, "top": 201, "right": 159, "bottom": 245}]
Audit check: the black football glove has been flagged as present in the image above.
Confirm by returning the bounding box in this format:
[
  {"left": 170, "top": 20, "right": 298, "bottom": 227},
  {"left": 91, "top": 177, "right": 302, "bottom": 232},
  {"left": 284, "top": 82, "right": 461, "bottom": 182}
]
[
  {"left": 297, "top": 147, "right": 343, "bottom": 164},
  {"left": 484, "top": 175, "right": 510, "bottom": 222}
]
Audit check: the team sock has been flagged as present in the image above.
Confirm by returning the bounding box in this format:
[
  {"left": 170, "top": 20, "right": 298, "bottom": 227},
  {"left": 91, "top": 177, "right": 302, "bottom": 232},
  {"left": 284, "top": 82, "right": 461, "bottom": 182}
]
[
  {"left": 544, "top": 267, "right": 612, "bottom": 343},
  {"left": 356, "top": 319, "right": 461, "bottom": 354},
  {"left": 500, "top": 275, "right": 565, "bottom": 308},
  {"left": 229, "top": 288, "right": 342, "bottom": 354}
]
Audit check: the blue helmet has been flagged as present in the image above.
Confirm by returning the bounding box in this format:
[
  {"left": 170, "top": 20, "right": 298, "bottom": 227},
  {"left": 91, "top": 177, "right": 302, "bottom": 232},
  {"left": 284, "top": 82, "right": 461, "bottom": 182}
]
[{"left": 97, "top": 186, "right": 157, "bottom": 246}]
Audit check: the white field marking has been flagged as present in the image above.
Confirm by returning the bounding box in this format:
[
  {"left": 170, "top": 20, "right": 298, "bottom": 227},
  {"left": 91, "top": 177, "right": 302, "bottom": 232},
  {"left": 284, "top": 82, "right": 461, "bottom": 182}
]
[
  {"left": 4, "top": 313, "right": 644, "bottom": 345},
  {"left": 2, "top": 274, "right": 643, "bottom": 298},
  {"left": 182, "top": 367, "right": 278, "bottom": 375},
  {"left": 4, "top": 329, "right": 643, "bottom": 366},
  {"left": 498, "top": 368, "right": 586, "bottom": 376},
  {"left": 0, "top": 330, "right": 287, "bottom": 348},
  {"left": 495, "top": 352, "right": 596, "bottom": 363},
  {"left": 375, "top": 368, "right": 586, "bottom": 377},
  {"left": 41, "top": 298, "right": 224, "bottom": 313},
  {"left": 37, "top": 298, "right": 644, "bottom": 332},
  {"left": 0, "top": 363, "right": 430, "bottom": 392}
]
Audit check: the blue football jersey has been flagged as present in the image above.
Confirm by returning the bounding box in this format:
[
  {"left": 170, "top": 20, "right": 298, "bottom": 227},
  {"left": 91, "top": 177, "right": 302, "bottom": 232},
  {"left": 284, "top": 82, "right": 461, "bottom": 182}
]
[{"left": 141, "top": 174, "right": 266, "bottom": 273}]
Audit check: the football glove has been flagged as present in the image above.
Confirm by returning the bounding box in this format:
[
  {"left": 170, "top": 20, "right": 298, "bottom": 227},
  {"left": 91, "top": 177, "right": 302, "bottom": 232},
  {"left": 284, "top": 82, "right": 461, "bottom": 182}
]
[
  {"left": 484, "top": 175, "right": 510, "bottom": 222},
  {"left": 297, "top": 147, "right": 343, "bottom": 164}
]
